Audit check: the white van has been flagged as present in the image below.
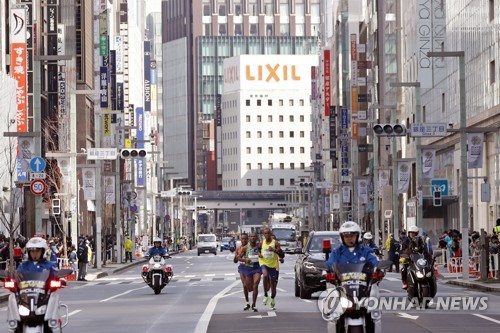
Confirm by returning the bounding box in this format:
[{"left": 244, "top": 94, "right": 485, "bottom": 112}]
[{"left": 197, "top": 234, "right": 217, "bottom": 256}]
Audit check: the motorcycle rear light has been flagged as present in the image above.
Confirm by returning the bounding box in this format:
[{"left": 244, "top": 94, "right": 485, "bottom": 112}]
[
  {"left": 164, "top": 266, "right": 172, "bottom": 272},
  {"left": 4, "top": 280, "right": 15, "bottom": 290},
  {"left": 142, "top": 266, "right": 149, "bottom": 272},
  {"left": 372, "top": 271, "right": 384, "bottom": 280},
  {"left": 50, "top": 280, "right": 62, "bottom": 289},
  {"left": 325, "top": 273, "right": 336, "bottom": 281}
]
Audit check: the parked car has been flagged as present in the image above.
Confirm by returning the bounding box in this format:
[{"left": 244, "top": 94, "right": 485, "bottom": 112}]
[
  {"left": 294, "top": 230, "right": 341, "bottom": 299},
  {"left": 220, "top": 237, "right": 231, "bottom": 252}
]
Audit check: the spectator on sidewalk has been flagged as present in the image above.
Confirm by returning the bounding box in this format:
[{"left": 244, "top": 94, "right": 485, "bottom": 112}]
[
  {"left": 494, "top": 219, "right": 500, "bottom": 235},
  {"left": 13, "top": 242, "right": 23, "bottom": 267},
  {"left": 490, "top": 235, "right": 499, "bottom": 278},
  {"left": 422, "top": 231, "right": 434, "bottom": 256},
  {"left": 386, "top": 234, "right": 400, "bottom": 273},
  {"left": 124, "top": 236, "right": 133, "bottom": 262},
  {"left": 68, "top": 245, "right": 78, "bottom": 277},
  {"left": 77, "top": 237, "right": 89, "bottom": 281}
]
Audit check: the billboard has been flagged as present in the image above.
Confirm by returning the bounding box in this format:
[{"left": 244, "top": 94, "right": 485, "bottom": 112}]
[{"left": 223, "top": 55, "right": 318, "bottom": 93}]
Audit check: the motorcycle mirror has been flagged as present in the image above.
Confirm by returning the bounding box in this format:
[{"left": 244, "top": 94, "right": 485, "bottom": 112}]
[
  {"left": 433, "top": 252, "right": 443, "bottom": 258},
  {"left": 57, "top": 269, "right": 73, "bottom": 279},
  {"left": 377, "top": 260, "right": 393, "bottom": 270}
]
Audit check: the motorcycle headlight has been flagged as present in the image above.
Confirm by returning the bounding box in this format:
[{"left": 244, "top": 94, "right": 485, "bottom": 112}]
[
  {"left": 35, "top": 305, "right": 47, "bottom": 315},
  {"left": 304, "top": 262, "right": 319, "bottom": 272},
  {"left": 154, "top": 264, "right": 161, "bottom": 268},
  {"left": 417, "top": 258, "right": 428, "bottom": 267},
  {"left": 19, "top": 305, "right": 30, "bottom": 316},
  {"left": 426, "top": 271, "right": 432, "bottom": 277},
  {"left": 416, "top": 271, "right": 425, "bottom": 279},
  {"left": 340, "top": 297, "right": 353, "bottom": 309}
]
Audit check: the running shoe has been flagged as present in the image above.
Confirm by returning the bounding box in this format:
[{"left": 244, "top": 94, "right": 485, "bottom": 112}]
[
  {"left": 251, "top": 306, "right": 258, "bottom": 312},
  {"left": 243, "top": 304, "right": 251, "bottom": 311},
  {"left": 269, "top": 297, "right": 276, "bottom": 310},
  {"left": 262, "top": 295, "right": 268, "bottom": 305}
]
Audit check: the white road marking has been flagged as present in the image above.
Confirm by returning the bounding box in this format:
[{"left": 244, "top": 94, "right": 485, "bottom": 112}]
[
  {"left": 379, "top": 289, "right": 395, "bottom": 294},
  {"left": 473, "top": 314, "right": 500, "bottom": 325},
  {"left": 194, "top": 280, "right": 240, "bottom": 333},
  {"left": 225, "top": 273, "right": 236, "bottom": 276},
  {"left": 277, "top": 287, "right": 286, "bottom": 293},
  {"left": 205, "top": 274, "right": 215, "bottom": 277},
  {"left": 220, "top": 290, "right": 241, "bottom": 298},
  {"left": 300, "top": 299, "right": 313, "bottom": 303},
  {"left": 384, "top": 277, "right": 400, "bottom": 282},
  {"left": 180, "top": 271, "right": 186, "bottom": 274},
  {"left": 63, "top": 309, "right": 82, "bottom": 317},
  {"left": 247, "top": 311, "right": 277, "bottom": 319},
  {"left": 184, "top": 275, "right": 195, "bottom": 278},
  {"left": 398, "top": 313, "right": 419, "bottom": 320},
  {"left": 100, "top": 286, "right": 148, "bottom": 302}
]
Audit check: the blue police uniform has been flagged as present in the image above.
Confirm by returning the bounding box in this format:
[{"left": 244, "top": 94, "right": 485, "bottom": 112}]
[
  {"left": 17, "top": 260, "right": 58, "bottom": 277},
  {"left": 326, "top": 243, "right": 379, "bottom": 269},
  {"left": 146, "top": 246, "right": 167, "bottom": 257}
]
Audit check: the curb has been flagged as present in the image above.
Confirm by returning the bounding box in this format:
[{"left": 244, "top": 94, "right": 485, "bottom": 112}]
[{"left": 446, "top": 279, "right": 500, "bottom": 292}]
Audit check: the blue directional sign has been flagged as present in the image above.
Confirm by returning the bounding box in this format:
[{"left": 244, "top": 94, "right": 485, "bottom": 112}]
[
  {"left": 30, "top": 157, "right": 46, "bottom": 173},
  {"left": 431, "top": 179, "right": 449, "bottom": 196}
]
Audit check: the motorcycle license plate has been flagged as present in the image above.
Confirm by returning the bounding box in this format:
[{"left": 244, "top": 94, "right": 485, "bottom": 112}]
[{"left": 205, "top": 250, "right": 209, "bottom": 253}]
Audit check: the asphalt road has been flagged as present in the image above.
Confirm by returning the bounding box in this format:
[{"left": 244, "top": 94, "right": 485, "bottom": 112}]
[{"left": 1, "top": 250, "right": 499, "bottom": 332}]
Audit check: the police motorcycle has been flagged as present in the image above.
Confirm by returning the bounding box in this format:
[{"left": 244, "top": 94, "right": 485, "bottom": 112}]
[
  {"left": 1, "top": 268, "right": 72, "bottom": 333},
  {"left": 320, "top": 239, "right": 391, "bottom": 333},
  {"left": 401, "top": 251, "right": 442, "bottom": 308},
  {"left": 141, "top": 254, "right": 173, "bottom": 294}
]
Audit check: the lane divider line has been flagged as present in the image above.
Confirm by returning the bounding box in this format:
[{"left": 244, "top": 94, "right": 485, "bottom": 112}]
[
  {"left": 473, "top": 314, "right": 500, "bottom": 325},
  {"left": 100, "top": 286, "right": 148, "bottom": 302}
]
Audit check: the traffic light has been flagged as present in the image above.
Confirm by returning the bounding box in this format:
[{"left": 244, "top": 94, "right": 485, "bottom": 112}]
[
  {"left": 372, "top": 123, "right": 407, "bottom": 136},
  {"left": 197, "top": 205, "right": 207, "bottom": 210},
  {"left": 177, "top": 190, "right": 192, "bottom": 196},
  {"left": 299, "top": 182, "right": 314, "bottom": 188},
  {"left": 120, "top": 148, "right": 147, "bottom": 159},
  {"left": 433, "top": 191, "right": 442, "bottom": 207},
  {"left": 52, "top": 199, "right": 61, "bottom": 215},
  {"left": 277, "top": 203, "right": 287, "bottom": 207}
]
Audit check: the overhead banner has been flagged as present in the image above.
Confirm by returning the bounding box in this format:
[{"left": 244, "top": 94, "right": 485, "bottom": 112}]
[
  {"left": 467, "top": 133, "right": 484, "bottom": 169},
  {"left": 378, "top": 169, "right": 390, "bottom": 193},
  {"left": 422, "top": 148, "right": 436, "bottom": 179},
  {"left": 342, "top": 186, "right": 351, "bottom": 204},
  {"left": 144, "top": 41, "right": 151, "bottom": 112},
  {"left": 323, "top": 50, "right": 331, "bottom": 116},
  {"left": 136, "top": 107, "right": 145, "bottom": 186},
  {"left": 397, "top": 161, "right": 411, "bottom": 194},
  {"left": 82, "top": 168, "right": 96, "bottom": 201},
  {"left": 104, "top": 176, "right": 115, "bottom": 204},
  {"left": 10, "top": 7, "right": 27, "bottom": 132},
  {"left": 357, "top": 178, "right": 369, "bottom": 204}
]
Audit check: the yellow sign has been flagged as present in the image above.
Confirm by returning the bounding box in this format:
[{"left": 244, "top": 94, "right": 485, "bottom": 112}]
[
  {"left": 103, "top": 114, "right": 111, "bottom": 136},
  {"left": 246, "top": 64, "right": 300, "bottom": 82},
  {"left": 125, "top": 138, "right": 132, "bottom": 148}
]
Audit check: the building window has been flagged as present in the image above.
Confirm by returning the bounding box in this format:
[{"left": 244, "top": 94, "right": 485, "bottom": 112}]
[
  {"left": 441, "top": 93, "right": 445, "bottom": 113},
  {"left": 247, "top": 179, "right": 252, "bottom": 186},
  {"left": 280, "top": 179, "right": 285, "bottom": 186},
  {"left": 246, "top": 115, "right": 250, "bottom": 122},
  {"left": 268, "top": 115, "right": 273, "bottom": 122},
  {"left": 257, "top": 99, "right": 261, "bottom": 106},
  {"left": 257, "top": 147, "right": 262, "bottom": 154},
  {"left": 257, "top": 115, "right": 262, "bottom": 122},
  {"left": 290, "top": 147, "right": 295, "bottom": 153},
  {"left": 269, "top": 163, "right": 273, "bottom": 170},
  {"left": 203, "top": 24, "right": 212, "bottom": 36},
  {"left": 300, "top": 147, "right": 305, "bottom": 154},
  {"left": 290, "top": 179, "right": 295, "bottom": 185},
  {"left": 257, "top": 131, "right": 262, "bottom": 138},
  {"left": 246, "top": 131, "right": 251, "bottom": 138},
  {"left": 490, "top": 60, "right": 496, "bottom": 84},
  {"left": 280, "top": 24, "right": 290, "bottom": 36},
  {"left": 250, "top": 24, "right": 258, "bottom": 36},
  {"left": 269, "top": 179, "right": 274, "bottom": 186},
  {"left": 280, "top": 163, "right": 284, "bottom": 170},
  {"left": 279, "top": 147, "right": 284, "bottom": 154},
  {"left": 258, "top": 179, "right": 263, "bottom": 186},
  {"left": 279, "top": 115, "right": 284, "bottom": 122},
  {"left": 266, "top": 24, "right": 274, "bottom": 36},
  {"left": 300, "top": 115, "right": 305, "bottom": 122},
  {"left": 235, "top": 24, "right": 242, "bottom": 36},
  {"left": 290, "top": 163, "right": 295, "bottom": 170},
  {"left": 490, "top": 0, "right": 495, "bottom": 21},
  {"left": 290, "top": 131, "right": 294, "bottom": 138},
  {"left": 279, "top": 99, "right": 284, "bottom": 106},
  {"left": 203, "top": 4, "right": 211, "bottom": 16},
  {"left": 268, "top": 147, "right": 273, "bottom": 154},
  {"left": 290, "top": 115, "right": 294, "bottom": 122},
  {"left": 235, "top": 3, "right": 242, "bottom": 16},
  {"left": 423, "top": 105, "right": 426, "bottom": 122},
  {"left": 268, "top": 99, "right": 272, "bottom": 106},
  {"left": 299, "top": 99, "right": 304, "bottom": 106},
  {"left": 268, "top": 131, "right": 273, "bottom": 138},
  {"left": 279, "top": 131, "right": 284, "bottom": 138},
  {"left": 289, "top": 99, "right": 294, "bottom": 106},
  {"left": 246, "top": 163, "right": 251, "bottom": 170},
  {"left": 258, "top": 163, "right": 262, "bottom": 170},
  {"left": 246, "top": 99, "right": 250, "bottom": 106},
  {"left": 246, "top": 147, "right": 251, "bottom": 154},
  {"left": 219, "top": 24, "right": 227, "bottom": 35}
]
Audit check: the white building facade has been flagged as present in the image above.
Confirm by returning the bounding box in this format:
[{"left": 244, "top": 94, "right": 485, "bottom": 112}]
[{"left": 221, "top": 55, "right": 318, "bottom": 191}]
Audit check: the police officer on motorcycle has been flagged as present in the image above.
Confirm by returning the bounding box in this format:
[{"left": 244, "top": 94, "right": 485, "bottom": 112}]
[
  {"left": 401, "top": 225, "right": 431, "bottom": 289},
  {"left": 326, "top": 221, "right": 379, "bottom": 268},
  {"left": 17, "top": 237, "right": 58, "bottom": 276},
  {"left": 146, "top": 237, "right": 168, "bottom": 257}
]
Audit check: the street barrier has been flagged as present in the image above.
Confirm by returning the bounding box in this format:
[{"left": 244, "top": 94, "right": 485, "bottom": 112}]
[
  {"left": 57, "top": 258, "right": 76, "bottom": 281},
  {"left": 447, "top": 254, "right": 499, "bottom": 279}
]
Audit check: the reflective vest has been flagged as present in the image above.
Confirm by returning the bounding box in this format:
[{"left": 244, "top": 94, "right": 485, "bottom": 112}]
[{"left": 494, "top": 225, "right": 500, "bottom": 235}]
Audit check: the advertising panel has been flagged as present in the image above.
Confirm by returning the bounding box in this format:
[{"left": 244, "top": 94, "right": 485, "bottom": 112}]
[
  {"left": 144, "top": 41, "right": 151, "bottom": 112},
  {"left": 136, "top": 107, "right": 145, "bottom": 186}
]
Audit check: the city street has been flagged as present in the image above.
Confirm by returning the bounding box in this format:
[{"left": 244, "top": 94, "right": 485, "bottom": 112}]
[{"left": 1, "top": 250, "right": 499, "bottom": 332}]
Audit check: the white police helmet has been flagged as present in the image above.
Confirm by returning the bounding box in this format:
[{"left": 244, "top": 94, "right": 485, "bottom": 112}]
[
  {"left": 363, "top": 232, "right": 373, "bottom": 240},
  {"left": 26, "top": 237, "right": 48, "bottom": 259},
  {"left": 153, "top": 237, "right": 162, "bottom": 244},
  {"left": 408, "top": 226, "right": 419, "bottom": 234},
  {"left": 339, "top": 221, "right": 362, "bottom": 245}
]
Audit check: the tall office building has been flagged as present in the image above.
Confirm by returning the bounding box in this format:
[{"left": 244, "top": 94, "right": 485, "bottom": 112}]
[{"left": 162, "top": 0, "right": 321, "bottom": 191}]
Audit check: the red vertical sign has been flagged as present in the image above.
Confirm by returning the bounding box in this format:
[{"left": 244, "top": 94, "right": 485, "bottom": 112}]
[
  {"left": 324, "top": 50, "right": 331, "bottom": 116},
  {"left": 10, "top": 8, "right": 28, "bottom": 132}
]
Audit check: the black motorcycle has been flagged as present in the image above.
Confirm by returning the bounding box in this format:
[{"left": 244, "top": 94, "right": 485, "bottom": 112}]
[{"left": 402, "top": 252, "right": 441, "bottom": 308}]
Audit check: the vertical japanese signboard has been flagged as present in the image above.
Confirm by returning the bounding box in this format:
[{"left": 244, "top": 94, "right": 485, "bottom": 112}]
[
  {"left": 136, "top": 107, "right": 145, "bottom": 186},
  {"left": 323, "top": 50, "right": 331, "bottom": 116}
]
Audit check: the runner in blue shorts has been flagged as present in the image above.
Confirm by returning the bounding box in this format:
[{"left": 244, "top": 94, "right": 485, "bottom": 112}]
[
  {"left": 234, "top": 233, "right": 250, "bottom": 310},
  {"left": 237, "top": 232, "right": 262, "bottom": 312}
]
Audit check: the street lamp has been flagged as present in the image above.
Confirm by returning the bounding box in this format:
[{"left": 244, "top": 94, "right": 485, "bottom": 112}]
[
  {"left": 427, "top": 51, "right": 469, "bottom": 281},
  {"left": 390, "top": 82, "right": 422, "bottom": 230}
]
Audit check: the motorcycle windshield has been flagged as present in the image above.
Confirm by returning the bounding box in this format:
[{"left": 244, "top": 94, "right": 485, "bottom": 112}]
[
  {"left": 17, "top": 271, "right": 50, "bottom": 307},
  {"left": 334, "top": 263, "right": 373, "bottom": 297},
  {"left": 150, "top": 255, "right": 165, "bottom": 266}
]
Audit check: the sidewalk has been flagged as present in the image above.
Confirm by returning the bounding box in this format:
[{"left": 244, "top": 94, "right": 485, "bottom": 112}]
[
  {"left": 436, "top": 264, "right": 500, "bottom": 292},
  {"left": 0, "top": 251, "right": 180, "bottom": 304}
]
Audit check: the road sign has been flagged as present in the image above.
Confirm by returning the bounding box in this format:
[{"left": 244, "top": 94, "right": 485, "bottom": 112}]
[
  {"left": 130, "top": 205, "right": 138, "bottom": 213},
  {"left": 410, "top": 123, "right": 447, "bottom": 137},
  {"left": 30, "top": 180, "right": 47, "bottom": 195},
  {"left": 131, "top": 191, "right": 138, "bottom": 200},
  {"left": 87, "top": 148, "right": 118, "bottom": 160},
  {"left": 316, "top": 181, "right": 333, "bottom": 189},
  {"left": 30, "top": 172, "right": 46, "bottom": 180},
  {"left": 30, "top": 157, "right": 46, "bottom": 173},
  {"left": 431, "top": 179, "right": 449, "bottom": 196},
  {"left": 160, "top": 189, "right": 177, "bottom": 198}
]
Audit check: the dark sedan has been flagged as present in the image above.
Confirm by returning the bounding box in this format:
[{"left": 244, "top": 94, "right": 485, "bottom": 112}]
[{"left": 294, "top": 230, "right": 341, "bottom": 299}]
